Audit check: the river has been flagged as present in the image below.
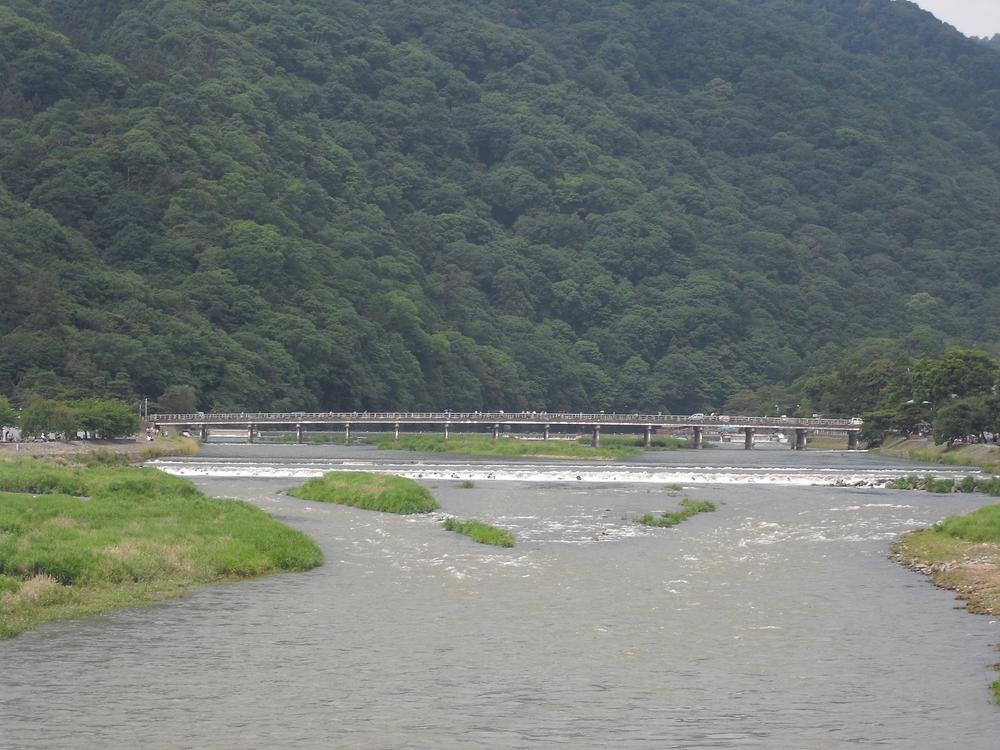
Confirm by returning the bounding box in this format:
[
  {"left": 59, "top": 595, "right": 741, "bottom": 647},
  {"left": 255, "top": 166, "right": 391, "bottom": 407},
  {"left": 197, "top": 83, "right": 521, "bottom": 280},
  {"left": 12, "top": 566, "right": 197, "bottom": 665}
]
[{"left": 1, "top": 443, "right": 999, "bottom": 748}]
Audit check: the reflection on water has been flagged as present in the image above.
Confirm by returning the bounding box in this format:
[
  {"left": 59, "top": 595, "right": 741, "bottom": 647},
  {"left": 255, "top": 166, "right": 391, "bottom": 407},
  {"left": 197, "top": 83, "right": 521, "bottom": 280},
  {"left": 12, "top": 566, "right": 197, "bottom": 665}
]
[{"left": 1, "top": 444, "right": 999, "bottom": 749}]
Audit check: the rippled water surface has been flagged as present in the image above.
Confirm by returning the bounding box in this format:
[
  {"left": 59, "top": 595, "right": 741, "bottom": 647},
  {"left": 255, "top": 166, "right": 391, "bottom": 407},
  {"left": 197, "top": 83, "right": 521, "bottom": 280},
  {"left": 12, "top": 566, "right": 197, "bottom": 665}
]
[{"left": 2, "top": 444, "right": 999, "bottom": 749}]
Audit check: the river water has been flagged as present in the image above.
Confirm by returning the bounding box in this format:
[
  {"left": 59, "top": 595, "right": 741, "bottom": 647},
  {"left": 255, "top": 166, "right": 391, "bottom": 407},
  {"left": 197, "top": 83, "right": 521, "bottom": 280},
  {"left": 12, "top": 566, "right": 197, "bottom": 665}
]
[{"left": 2, "top": 444, "right": 1000, "bottom": 749}]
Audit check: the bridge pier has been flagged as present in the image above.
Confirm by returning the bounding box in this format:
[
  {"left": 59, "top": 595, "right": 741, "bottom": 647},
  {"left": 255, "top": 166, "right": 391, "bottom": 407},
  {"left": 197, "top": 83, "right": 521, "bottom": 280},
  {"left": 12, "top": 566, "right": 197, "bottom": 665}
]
[
  {"left": 200, "top": 424, "right": 208, "bottom": 442},
  {"left": 491, "top": 423, "right": 499, "bottom": 442},
  {"left": 543, "top": 424, "right": 550, "bottom": 440},
  {"left": 444, "top": 423, "right": 450, "bottom": 442},
  {"left": 296, "top": 424, "right": 303, "bottom": 444},
  {"left": 792, "top": 428, "right": 807, "bottom": 450},
  {"left": 591, "top": 424, "right": 600, "bottom": 448},
  {"left": 248, "top": 424, "right": 255, "bottom": 444},
  {"left": 345, "top": 423, "right": 351, "bottom": 445},
  {"left": 848, "top": 431, "right": 858, "bottom": 450},
  {"left": 744, "top": 427, "right": 754, "bottom": 450},
  {"left": 394, "top": 422, "right": 400, "bottom": 440},
  {"left": 692, "top": 426, "right": 703, "bottom": 449},
  {"left": 644, "top": 426, "right": 652, "bottom": 447}
]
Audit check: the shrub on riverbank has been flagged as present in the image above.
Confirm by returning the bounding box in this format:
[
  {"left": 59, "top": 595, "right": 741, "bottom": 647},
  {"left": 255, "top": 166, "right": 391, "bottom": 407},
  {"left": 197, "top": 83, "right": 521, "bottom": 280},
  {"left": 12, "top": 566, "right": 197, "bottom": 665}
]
[
  {"left": 442, "top": 518, "right": 514, "bottom": 547},
  {"left": 372, "top": 434, "right": 640, "bottom": 459},
  {"left": 887, "top": 475, "right": 958, "bottom": 493},
  {"left": 637, "top": 498, "right": 716, "bottom": 527},
  {"left": 887, "top": 475, "right": 1000, "bottom": 496},
  {"left": 289, "top": 471, "right": 439, "bottom": 513},
  {"left": 0, "top": 460, "right": 323, "bottom": 639}
]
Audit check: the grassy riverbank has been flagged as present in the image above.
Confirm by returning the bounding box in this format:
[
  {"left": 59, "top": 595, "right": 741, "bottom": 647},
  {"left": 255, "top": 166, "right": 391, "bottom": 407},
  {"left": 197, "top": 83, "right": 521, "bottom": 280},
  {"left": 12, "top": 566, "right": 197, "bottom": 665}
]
[
  {"left": 877, "top": 438, "right": 999, "bottom": 474},
  {"left": 0, "top": 459, "right": 323, "bottom": 639},
  {"left": 893, "top": 503, "right": 1000, "bottom": 702},
  {"left": 442, "top": 518, "right": 515, "bottom": 547},
  {"left": 371, "top": 433, "right": 645, "bottom": 459},
  {"left": 637, "top": 498, "right": 716, "bottom": 527},
  {"left": 0, "top": 435, "right": 199, "bottom": 465},
  {"left": 575, "top": 434, "right": 686, "bottom": 450},
  {"left": 289, "top": 471, "right": 439, "bottom": 513}
]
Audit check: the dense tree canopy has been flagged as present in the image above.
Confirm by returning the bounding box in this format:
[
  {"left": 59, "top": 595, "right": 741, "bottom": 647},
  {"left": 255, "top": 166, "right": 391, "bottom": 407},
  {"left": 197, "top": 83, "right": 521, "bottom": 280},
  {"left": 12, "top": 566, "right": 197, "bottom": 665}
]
[{"left": 0, "top": 0, "right": 999, "bottom": 414}]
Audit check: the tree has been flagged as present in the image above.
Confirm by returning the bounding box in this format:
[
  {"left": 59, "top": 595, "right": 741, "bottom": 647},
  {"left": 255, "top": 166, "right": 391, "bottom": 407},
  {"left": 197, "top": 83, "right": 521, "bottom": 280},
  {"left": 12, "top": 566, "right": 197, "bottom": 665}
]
[
  {"left": 74, "top": 399, "right": 141, "bottom": 439},
  {"left": 912, "top": 349, "right": 998, "bottom": 405},
  {"left": 157, "top": 385, "right": 198, "bottom": 414},
  {"left": 0, "top": 396, "right": 18, "bottom": 428},
  {"left": 19, "top": 399, "right": 78, "bottom": 438},
  {"left": 932, "top": 397, "right": 991, "bottom": 447}
]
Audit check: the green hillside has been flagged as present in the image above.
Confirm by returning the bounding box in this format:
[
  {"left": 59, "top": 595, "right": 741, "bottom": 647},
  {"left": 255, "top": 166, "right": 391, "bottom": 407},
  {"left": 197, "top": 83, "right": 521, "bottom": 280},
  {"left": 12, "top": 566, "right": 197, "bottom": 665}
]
[{"left": 1, "top": 0, "right": 998, "bottom": 413}]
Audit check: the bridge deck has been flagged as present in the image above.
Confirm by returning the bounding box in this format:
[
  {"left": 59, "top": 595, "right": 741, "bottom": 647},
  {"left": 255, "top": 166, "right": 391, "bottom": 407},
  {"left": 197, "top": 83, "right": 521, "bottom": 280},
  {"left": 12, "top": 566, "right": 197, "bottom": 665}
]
[{"left": 151, "top": 411, "right": 861, "bottom": 432}]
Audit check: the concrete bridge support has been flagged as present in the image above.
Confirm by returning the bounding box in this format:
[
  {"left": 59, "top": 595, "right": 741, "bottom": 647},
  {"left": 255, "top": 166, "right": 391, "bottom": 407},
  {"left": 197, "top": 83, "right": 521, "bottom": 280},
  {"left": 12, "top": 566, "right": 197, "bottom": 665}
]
[
  {"left": 200, "top": 424, "right": 208, "bottom": 442},
  {"left": 444, "top": 423, "right": 450, "bottom": 442},
  {"left": 848, "top": 431, "right": 859, "bottom": 450},
  {"left": 744, "top": 427, "right": 754, "bottom": 450},
  {"left": 792, "top": 429, "right": 807, "bottom": 450},
  {"left": 543, "top": 424, "right": 550, "bottom": 440},
  {"left": 644, "top": 426, "right": 652, "bottom": 447},
  {"left": 345, "top": 423, "right": 351, "bottom": 445},
  {"left": 692, "top": 426, "right": 703, "bottom": 449},
  {"left": 394, "top": 423, "right": 400, "bottom": 440},
  {"left": 248, "top": 424, "right": 255, "bottom": 444},
  {"left": 296, "top": 424, "right": 303, "bottom": 444},
  {"left": 491, "top": 423, "right": 500, "bottom": 442},
  {"left": 591, "top": 424, "right": 601, "bottom": 448}
]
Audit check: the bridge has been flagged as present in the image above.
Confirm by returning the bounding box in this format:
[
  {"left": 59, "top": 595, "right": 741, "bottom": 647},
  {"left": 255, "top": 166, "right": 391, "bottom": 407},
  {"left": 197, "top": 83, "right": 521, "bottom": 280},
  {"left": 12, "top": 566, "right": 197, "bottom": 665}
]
[{"left": 151, "top": 411, "right": 863, "bottom": 450}]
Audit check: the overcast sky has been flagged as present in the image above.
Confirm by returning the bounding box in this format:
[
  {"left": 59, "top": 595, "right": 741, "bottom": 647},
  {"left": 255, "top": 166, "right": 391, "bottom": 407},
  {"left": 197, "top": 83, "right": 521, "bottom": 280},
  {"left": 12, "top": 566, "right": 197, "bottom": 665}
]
[{"left": 911, "top": 0, "right": 1000, "bottom": 37}]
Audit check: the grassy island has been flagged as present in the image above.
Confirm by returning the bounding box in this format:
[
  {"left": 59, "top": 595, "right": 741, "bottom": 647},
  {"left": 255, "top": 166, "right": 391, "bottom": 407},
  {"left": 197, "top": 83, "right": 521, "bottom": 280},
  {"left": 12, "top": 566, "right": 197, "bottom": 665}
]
[
  {"left": 442, "top": 518, "right": 515, "bottom": 547},
  {"left": 289, "top": 471, "right": 439, "bottom": 513},
  {"left": 894, "top": 503, "right": 1000, "bottom": 702},
  {"left": 637, "top": 498, "right": 716, "bottom": 528},
  {"left": 0, "top": 459, "right": 323, "bottom": 639}
]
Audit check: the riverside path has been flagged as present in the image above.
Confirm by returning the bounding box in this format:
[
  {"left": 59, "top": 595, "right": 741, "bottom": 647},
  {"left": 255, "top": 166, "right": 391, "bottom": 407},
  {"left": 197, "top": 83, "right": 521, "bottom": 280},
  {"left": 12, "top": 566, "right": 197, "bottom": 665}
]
[{"left": 151, "top": 412, "right": 863, "bottom": 450}]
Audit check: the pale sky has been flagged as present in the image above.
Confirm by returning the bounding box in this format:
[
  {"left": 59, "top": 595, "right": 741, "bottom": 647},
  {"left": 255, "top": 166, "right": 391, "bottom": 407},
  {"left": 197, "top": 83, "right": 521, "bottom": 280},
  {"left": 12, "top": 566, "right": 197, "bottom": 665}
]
[{"left": 911, "top": 0, "right": 1000, "bottom": 37}]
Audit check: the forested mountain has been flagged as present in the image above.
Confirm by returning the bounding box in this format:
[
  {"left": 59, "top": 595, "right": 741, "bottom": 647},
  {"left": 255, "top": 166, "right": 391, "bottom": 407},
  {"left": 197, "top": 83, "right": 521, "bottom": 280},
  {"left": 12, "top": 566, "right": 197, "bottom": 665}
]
[{"left": 2, "top": 0, "right": 999, "bottom": 414}]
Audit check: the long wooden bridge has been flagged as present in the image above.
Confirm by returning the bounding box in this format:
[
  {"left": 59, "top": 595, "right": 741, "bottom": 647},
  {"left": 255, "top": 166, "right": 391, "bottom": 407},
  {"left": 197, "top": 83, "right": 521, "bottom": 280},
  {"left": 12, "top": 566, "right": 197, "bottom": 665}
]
[{"left": 151, "top": 411, "right": 863, "bottom": 450}]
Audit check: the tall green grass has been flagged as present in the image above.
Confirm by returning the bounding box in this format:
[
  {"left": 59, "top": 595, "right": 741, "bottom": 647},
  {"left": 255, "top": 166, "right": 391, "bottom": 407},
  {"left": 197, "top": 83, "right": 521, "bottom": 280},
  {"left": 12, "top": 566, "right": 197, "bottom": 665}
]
[
  {"left": 266, "top": 433, "right": 350, "bottom": 445},
  {"left": 575, "top": 434, "right": 686, "bottom": 450},
  {"left": 637, "top": 498, "right": 716, "bottom": 528},
  {"left": 0, "top": 460, "right": 322, "bottom": 639},
  {"left": 372, "top": 433, "right": 641, "bottom": 459},
  {"left": 933, "top": 504, "right": 1000, "bottom": 543},
  {"left": 289, "top": 471, "right": 439, "bottom": 513},
  {"left": 442, "top": 518, "right": 514, "bottom": 547}
]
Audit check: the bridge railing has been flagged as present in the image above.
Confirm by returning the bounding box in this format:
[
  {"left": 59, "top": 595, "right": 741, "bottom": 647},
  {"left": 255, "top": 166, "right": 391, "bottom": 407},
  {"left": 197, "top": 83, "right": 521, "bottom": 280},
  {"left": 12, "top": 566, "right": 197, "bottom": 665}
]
[{"left": 151, "top": 411, "right": 861, "bottom": 429}]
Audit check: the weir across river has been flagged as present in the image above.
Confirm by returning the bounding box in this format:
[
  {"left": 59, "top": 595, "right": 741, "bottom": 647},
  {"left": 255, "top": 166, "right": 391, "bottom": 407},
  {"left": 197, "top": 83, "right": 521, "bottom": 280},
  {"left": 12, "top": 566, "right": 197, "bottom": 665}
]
[{"left": 151, "top": 411, "right": 863, "bottom": 450}]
